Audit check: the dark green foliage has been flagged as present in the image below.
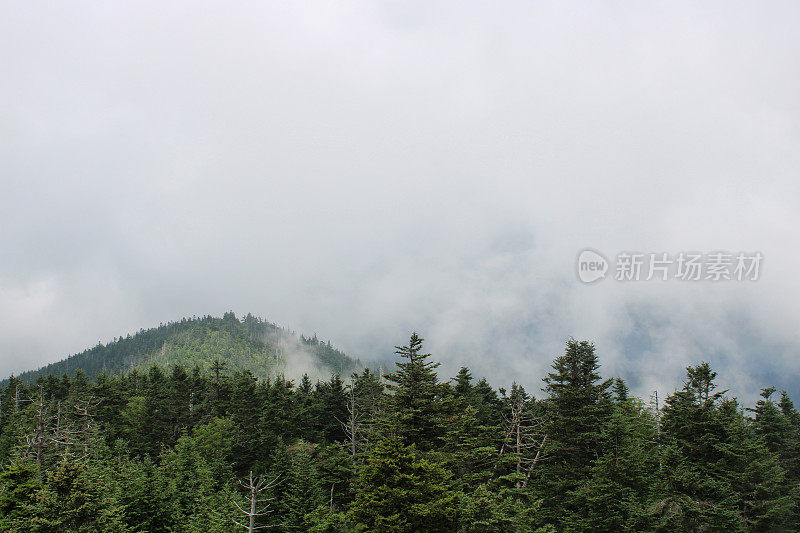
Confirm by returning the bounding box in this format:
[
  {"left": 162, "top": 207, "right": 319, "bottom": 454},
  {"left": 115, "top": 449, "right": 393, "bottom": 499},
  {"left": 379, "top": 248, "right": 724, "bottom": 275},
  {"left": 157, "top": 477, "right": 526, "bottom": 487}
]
[
  {"left": 7, "top": 313, "right": 364, "bottom": 386},
  {"left": 542, "top": 340, "right": 612, "bottom": 475},
  {"left": 564, "top": 398, "right": 659, "bottom": 531},
  {"left": 458, "top": 484, "right": 537, "bottom": 532},
  {"left": 32, "top": 459, "right": 128, "bottom": 532},
  {"left": 116, "top": 455, "right": 174, "bottom": 533},
  {"left": 443, "top": 403, "right": 500, "bottom": 488},
  {"left": 657, "top": 364, "right": 797, "bottom": 531},
  {"left": 313, "top": 374, "right": 349, "bottom": 443},
  {"left": 0, "top": 460, "right": 40, "bottom": 530},
  {"left": 1, "top": 325, "right": 797, "bottom": 533},
  {"left": 283, "top": 441, "right": 325, "bottom": 530},
  {"left": 384, "top": 333, "right": 447, "bottom": 451},
  {"left": 535, "top": 339, "right": 613, "bottom": 527},
  {"left": 0, "top": 377, "right": 24, "bottom": 462},
  {"left": 349, "top": 433, "right": 458, "bottom": 532}
]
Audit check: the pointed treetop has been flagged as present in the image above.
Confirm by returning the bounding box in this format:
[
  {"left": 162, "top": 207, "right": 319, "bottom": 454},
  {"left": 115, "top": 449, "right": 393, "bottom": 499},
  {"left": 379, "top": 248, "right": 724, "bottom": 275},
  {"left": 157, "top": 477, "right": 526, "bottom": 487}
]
[{"left": 613, "top": 378, "right": 629, "bottom": 402}]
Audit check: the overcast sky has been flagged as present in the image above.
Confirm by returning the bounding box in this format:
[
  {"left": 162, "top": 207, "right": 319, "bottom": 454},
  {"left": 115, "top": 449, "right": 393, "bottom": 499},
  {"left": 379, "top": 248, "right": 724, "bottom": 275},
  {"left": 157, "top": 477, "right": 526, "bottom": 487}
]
[{"left": 2, "top": 1, "right": 799, "bottom": 403}]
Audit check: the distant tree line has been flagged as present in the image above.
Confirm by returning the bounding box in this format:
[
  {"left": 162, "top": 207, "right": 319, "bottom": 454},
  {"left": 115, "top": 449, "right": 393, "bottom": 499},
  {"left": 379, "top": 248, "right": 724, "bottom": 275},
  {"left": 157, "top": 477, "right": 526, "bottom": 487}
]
[
  {"left": 1, "top": 334, "right": 799, "bottom": 532},
  {"left": 6, "top": 313, "right": 362, "bottom": 386}
]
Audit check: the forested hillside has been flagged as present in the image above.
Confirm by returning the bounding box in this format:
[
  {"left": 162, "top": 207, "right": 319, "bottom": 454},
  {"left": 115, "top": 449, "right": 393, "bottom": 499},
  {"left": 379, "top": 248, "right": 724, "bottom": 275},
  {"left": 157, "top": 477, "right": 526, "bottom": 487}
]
[
  {"left": 1, "top": 335, "right": 799, "bottom": 532},
  {"left": 7, "top": 313, "right": 363, "bottom": 386}
]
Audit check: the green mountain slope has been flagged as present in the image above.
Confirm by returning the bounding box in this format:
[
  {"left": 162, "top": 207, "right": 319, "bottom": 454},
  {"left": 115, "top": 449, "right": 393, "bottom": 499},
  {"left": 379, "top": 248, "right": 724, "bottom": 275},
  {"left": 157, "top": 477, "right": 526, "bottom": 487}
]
[{"left": 7, "top": 312, "right": 364, "bottom": 384}]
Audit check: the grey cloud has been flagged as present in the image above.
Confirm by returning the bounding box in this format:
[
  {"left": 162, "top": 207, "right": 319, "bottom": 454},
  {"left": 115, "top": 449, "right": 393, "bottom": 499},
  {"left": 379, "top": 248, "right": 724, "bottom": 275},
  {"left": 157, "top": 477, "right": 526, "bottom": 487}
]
[{"left": 2, "top": 1, "right": 799, "bottom": 405}]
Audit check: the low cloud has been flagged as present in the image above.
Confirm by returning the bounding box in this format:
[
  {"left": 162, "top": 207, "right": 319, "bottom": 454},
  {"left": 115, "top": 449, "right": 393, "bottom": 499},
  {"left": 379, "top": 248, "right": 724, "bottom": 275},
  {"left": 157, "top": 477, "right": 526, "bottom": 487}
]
[{"left": 2, "top": 2, "right": 799, "bottom": 406}]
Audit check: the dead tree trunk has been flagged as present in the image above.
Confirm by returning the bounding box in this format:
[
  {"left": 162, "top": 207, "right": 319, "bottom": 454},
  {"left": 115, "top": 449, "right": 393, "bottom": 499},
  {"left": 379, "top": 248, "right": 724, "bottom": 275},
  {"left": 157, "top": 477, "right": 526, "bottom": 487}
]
[
  {"left": 495, "top": 383, "right": 548, "bottom": 489},
  {"left": 337, "top": 384, "right": 369, "bottom": 457},
  {"left": 650, "top": 390, "right": 662, "bottom": 472},
  {"left": 72, "top": 396, "right": 102, "bottom": 459},
  {"left": 231, "top": 471, "right": 282, "bottom": 532}
]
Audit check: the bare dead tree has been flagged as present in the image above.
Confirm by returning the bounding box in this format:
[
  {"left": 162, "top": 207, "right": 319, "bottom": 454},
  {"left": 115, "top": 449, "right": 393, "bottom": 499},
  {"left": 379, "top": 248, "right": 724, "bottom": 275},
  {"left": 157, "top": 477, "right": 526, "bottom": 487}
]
[
  {"left": 230, "top": 471, "right": 283, "bottom": 532},
  {"left": 21, "top": 385, "right": 52, "bottom": 475},
  {"left": 522, "top": 434, "right": 547, "bottom": 489},
  {"left": 72, "top": 396, "right": 102, "bottom": 459},
  {"left": 650, "top": 390, "right": 661, "bottom": 436},
  {"left": 48, "top": 395, "right": 102, "bottom": 462},
  {"left": 337, "top": 372, "right": 384, "bottom": 458},
  {"left": 495, "top": 383, "right": 548, "bottom": 489},
  {"left": 337, "top": 385, "right": 369, "bottom": 457},
  {"left": 53, "top": 400, "right": 63, "bottom": 457},
  {"left": 15, "top": 385, "right": 104, "bottom": 476},
  {"left": 650, "top": 390, "right": 663, "bottom": 472}
]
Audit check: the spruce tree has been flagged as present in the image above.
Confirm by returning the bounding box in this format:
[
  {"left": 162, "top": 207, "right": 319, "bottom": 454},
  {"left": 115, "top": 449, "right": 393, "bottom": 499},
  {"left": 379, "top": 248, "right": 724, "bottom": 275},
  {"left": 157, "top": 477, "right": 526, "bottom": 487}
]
[
  {"left": 229, "top": 370, "right": 262, "bottom": 473},
  {"left": 567, "top": 397, "right": 659, "bottom": 531},
  {"left": 116, "top": 456, "right": 175, "bottom": 532},
  {"left": 453, "top": 367, "right": 474, "bottom": 399},
  {"left": 384, "top": 333, "right": 446, "bottom": 451},
  {"left": 535, "top": 339, "right": 612, "bottom": 527},
  {"left": 659, "top": 364, "right": 796, "bottom": 531},
  {"left": 349, "top": 433, "right": 457, "bottom": 532},
  {"left": 33, "top": 459, "right": 128, "bottom": 532},
  {"left": 283, "top": 441, "right": 325, "bottom": 530},
  {"left": 0, "top": 460, "right": 40, "bottom": 531}
]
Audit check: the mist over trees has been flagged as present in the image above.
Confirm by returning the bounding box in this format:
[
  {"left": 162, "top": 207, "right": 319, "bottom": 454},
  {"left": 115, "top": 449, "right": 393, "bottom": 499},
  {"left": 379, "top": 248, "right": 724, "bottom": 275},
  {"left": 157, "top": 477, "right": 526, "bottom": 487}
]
[
  {"left": 1, "top": 325, "right": 799, "bottom": 532},
  {"left": 6, "top": 313, "right": 363, "bottom": 387}
]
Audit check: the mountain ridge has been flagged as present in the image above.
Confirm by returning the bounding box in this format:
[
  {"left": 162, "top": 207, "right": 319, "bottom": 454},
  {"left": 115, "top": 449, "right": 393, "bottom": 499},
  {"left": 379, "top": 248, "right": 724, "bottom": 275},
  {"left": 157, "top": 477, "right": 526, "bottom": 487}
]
[{"left": 4, "top": 312, "right": 366, "bottom": 385}]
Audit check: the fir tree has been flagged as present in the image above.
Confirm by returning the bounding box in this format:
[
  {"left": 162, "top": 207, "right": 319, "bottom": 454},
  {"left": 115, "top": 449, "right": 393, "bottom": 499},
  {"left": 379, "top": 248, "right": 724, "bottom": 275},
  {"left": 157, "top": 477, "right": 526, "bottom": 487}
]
[
  {"left": 0, "top": 459, "right": 40, "bottom": 531},
  {"left": 32, "top": 459, "right": 128, "bottom": 532},
  {"left": 384, "top": 333, "right": 446, "bottom": 451},
  {"left": 535, "top": 339, "right": 612, "bottom": 527},
  {"left": 349, "top": 433, "right": 457, "bottom": 532}
]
